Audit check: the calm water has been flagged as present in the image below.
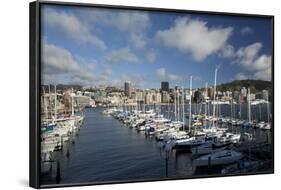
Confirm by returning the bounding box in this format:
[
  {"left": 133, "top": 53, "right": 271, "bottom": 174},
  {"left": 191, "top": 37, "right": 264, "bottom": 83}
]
[{"left": 41, "top": 105, "right": 272, "bottom": 185}]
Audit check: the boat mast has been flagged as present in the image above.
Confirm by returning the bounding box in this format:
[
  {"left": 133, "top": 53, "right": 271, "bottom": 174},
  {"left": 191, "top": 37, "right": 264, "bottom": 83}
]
[
  {"left": 217, "top": 101, "right": 219, "bottom": 118},
  {"left": 177, "top": 89, "right": 180, "bottom": 121},
  {"left": 207, "top": 98, "right": 210, "bottom": 117},
  {"left": 71, "top": 88, "right": 74, "bottom": 116},
  {"left": 135, "top": 95, "right": 138, "bottom": 111},
  {"left": 259, "top": 104, "right": 262, "bottom": 121},
  {"left": 212, "top": 68, "right": 218, "bottom": 128},
  {"left": 174, "top": 89, "right": 177, "bottom": 122},
  {"left": 230, "top": 99, "right": 233, "bottom": 121},
  {"left": 159, "top": 97, "right": 161, "bottom": 116},
  {"left": 54, "top": 85, "right": 57, "bottom": 121},
  {"left": 136, "top": 96, "right": 138, "bottom": 112},
  {"left": 240, "top": 98, "right": 242, "bottom": 119},
  {"left": 182, "top": 87, "right": 185, "bottom": 130},
  {"left": 43, "top": 87, "right": 48, "bottom": 124},
  {"left": 168, "top": 92, "right": 170, "bottom": 120},
  {"left": 205, "top": 82, "right": 208, "bottom": 116},
  {"left": 267, "top": 93, "right": 270, "bottom": 123},
  {"left": 233, "top": 100, "right": 236, "bottom": 119},
  {"left": 189, "top": 76, "right": 192, "bottom": 133},
  {"left": 248, "top": 88, "right": 251, "bottom": 123}
]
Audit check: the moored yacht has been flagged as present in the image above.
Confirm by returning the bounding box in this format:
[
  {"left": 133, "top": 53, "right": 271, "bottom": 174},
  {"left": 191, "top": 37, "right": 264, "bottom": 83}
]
[{"left": 193, "top": 150, "right": 243, "bottom": 167}]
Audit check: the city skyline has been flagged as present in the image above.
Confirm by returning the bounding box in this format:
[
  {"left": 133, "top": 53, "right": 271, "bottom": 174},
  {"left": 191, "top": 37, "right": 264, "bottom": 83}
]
[{"left": 41, "top": 5, "right": 272, "bottom": 89}]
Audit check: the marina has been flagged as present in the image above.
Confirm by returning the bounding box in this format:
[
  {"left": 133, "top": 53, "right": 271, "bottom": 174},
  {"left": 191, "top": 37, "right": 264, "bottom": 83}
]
[{"left": 40, "top": 97, "right": 272, "bottom": 184}]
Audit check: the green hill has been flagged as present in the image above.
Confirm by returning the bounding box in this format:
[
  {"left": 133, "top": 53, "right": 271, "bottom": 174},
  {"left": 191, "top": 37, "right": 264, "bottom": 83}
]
[{"left": 216, "top": 80, "right": 272, "bottom": 93}]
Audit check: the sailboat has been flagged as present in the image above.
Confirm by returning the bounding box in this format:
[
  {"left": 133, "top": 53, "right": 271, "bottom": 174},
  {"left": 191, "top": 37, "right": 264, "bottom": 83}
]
[
  {"left": 260, "top": 96, "right": 271, "bottom": 130},
  {"left": 242, "top": 88, "right": 253, "bottom": 128},
  {"left": 165, "top": 87, "right": 188, "bottom": 140},
  {"left": 173, "top": 76, "right": 201, "bottom": 150}
]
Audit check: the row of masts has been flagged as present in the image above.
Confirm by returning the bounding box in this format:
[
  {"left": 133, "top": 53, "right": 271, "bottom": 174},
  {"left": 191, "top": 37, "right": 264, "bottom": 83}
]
[
  {"left": 172, "top": 76, "right": 193, "bottom": 132},
  {"left": 42, "top": 85, "right": 75, "bottom": 124},
  {"left": 168, "top": 66, "right": 270, "bottom": 130},
  {"left": 113, "top": 66, "right": 270, "bottom": 134}
]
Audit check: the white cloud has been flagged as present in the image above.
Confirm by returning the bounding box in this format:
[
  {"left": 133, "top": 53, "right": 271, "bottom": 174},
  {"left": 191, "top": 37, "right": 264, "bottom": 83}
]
[
  {"left": 240, "top": 26, "right": 253, "bottom": 35},
  {"left": 113, "top": 12, "right": 150, "bottom": 32},
  {"left": 103, "top": 67, "right": 112, "bottom": 76},
  {"left": 83, "top": 10, "right": 150, "bottom": 33},
  {"left": 120, "top": 74, "right": 146, "bottom": 88},
  {"left": 130, "top": 33, "right": 146, "bottom": 49},
  {"left": 253, "top": 67, "right": 271, "bottom": 81},
  {"left": 236, "top": 42, "right": 262, "bottom": 69},
  {"left": 236, "top": 42, "right": 271, "bottom": 80},
  {"left": 145, "top": 50, "right": 157, "bottom": 63},
  {"left": 105, "top": 48, "right": 139, "bottom": 64},
  {"left": 220, "top": 44, "right": 236, "bottom": 58},
  {"left": 156, "top": 67, "right": 166, "bottom": 78},
  {"left": 156, "top": 17, "right": 233, "bottom": 61},
  {"left": 44, "top": 9, "right": 106, "bottom": 50},
  {"left": 168, "top": 74, "right": 181, "bottom": 81},
  {"left": 112, "top": 12, "right": 150, "bottom": 49},
  {"left": 234, "top": 72, "right": 251, "bottom": 80},
  {"left": 155, "top": 68, "right": 181, "bottom": 81},
  {"left": 42, "top": 43, "right": 80, "bottom": 74},
  {"left": 232, "top": 42, "right": 272, "bottom": 81},
  {"left": 251, "top": 54, "right": 272, "bottom": 71},
  {"left": 81, "top": 10, "right": 150, "bottom": 48},
  {"left": 42, "top": 42, "right": 102, "bottom": 85}
]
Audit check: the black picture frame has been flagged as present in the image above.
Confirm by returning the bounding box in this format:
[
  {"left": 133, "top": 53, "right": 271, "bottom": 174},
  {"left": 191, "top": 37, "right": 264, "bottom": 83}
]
[{"left": 30, "top": 1, "right": 274, "bottom": 188}]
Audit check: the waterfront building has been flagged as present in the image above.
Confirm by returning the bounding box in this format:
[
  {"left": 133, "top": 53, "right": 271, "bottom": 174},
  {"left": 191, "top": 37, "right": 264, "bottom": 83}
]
[
  {"left": 161, "top": 91, "right": 170, "bottom": 103},
  {"left": 106, "top": 92, "right": 123, "bottom": 106},
  {"left": 250, "top": 93, "right": 256, "bottom": 101},
  {"left": 193, "top": 89, "right": 203, "bottom": 103},
  {"left": 262, "top": 89, "right": 269, "bottom": 100},
  {"left": 226, "top": 90, "right": 232, "bottom": 97},
  {"left": 208, "top": 87, "right": 214, "bottom": 100},
  {"left": 233, "top": 91, "right": 240, "bottom": 102},
  {"left": 124, "top": 81, "right": 132, "bottom": 97},
  {"left": 63, "top": 90, "right": 72, "bottom": 113},
  {"left": 76, "top": 91, "right": 83, "bottom": 96},
  {"left": 161, "top": 81, "right": 169, "bottom": 92},
  {"left": 241, "top": 87, "right": 247, "bottom": 97},
  {"left": 145, "top": 90, "right": 161, "bottom": 104},
  {"left": 75, "top": 95, "right": 91, "bottom": 108},
  {"left": 255, "top": 91, "right": 263, "bottom": 99},
  {"left": 133, "top": 90, "right": 145, "bottom": 103}
]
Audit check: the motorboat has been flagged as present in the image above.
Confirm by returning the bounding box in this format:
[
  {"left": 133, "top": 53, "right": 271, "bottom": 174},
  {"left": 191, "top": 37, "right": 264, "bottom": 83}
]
[
  {"left": 191, "top": 142, "right": 229, "bottom": 156},
  {"left": 193, "top": 150, "right": 243, "bottom": 167},
  {"left": 173, "top": 136, "right": 207, "bottom": 150}
]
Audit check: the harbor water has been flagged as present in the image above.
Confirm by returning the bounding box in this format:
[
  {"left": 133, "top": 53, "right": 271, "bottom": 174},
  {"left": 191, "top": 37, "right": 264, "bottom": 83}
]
[{"left": 41, "top": 105, "right": 272, "bottom": 185}]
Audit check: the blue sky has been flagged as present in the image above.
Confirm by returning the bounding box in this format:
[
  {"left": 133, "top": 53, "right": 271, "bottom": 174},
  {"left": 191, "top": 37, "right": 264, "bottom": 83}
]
[{"left": 41, "top": 4, "right": 273, "bottom": 89}]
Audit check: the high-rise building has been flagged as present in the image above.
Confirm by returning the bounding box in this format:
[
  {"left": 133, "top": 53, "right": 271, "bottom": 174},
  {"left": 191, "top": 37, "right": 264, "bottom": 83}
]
[
  {"left": 193, "top": 90, "right": 203, "bottom": 103},
  {"left": 124, "top": 81, "right": 132, "bottom": 97},
  {"left": 262, "top": 90, "right": 269, "bottom": 100},
  {"left": 161, "top": 81, "right": 169, "bottom": 92}
]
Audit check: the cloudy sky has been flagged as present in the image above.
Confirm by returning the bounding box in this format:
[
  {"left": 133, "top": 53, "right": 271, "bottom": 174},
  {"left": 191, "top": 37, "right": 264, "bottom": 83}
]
[{"left": 41, "top": 4, "right": 273, "bottom": 89}]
